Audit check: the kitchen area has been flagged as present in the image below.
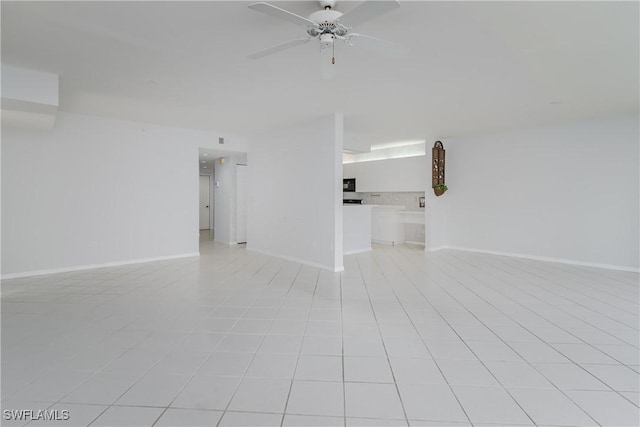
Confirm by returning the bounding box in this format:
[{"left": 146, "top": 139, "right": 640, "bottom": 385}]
[{"left": 342, "top": 148, "right": 427, "bottom": 255}]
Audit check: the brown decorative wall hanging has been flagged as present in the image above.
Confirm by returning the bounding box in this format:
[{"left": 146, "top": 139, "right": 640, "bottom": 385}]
[{"left": 432, "top": 141, "right": 447, "bottom": 196}]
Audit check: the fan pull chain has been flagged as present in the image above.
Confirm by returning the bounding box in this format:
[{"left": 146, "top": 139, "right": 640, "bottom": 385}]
[{"left": 332, "top": 36, "right": 335, "bottom": 64}]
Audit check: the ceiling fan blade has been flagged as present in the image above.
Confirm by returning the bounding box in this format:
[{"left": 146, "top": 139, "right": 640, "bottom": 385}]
[
  {"left": 248, "top": 2, "right": 317, "bottom": 28},
  {"left": 337, "top": 0, "right": 400, "bottom": 28},
  {"left": 320, "top": 45, "right": 337, "bottom": 79},
  {"left": 248, "top": 37, "right": 312, "bottom": 59},
  {"left": 345, "top": 33, "right": 410, "bottom": 58}
]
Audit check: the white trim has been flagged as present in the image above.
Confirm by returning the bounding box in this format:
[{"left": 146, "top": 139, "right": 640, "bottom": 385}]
[
  {"left": 344, "top": 247, "right": 372, "bottom": 255},
  {"left": 426, "top": 246, "right": 447, "bottom": 252},
  {"left": 443, "top": 246, "right": 640, "bottom": 272},
  {"left": 247, "top": 248, "right": 344, "bottom": 272},
  {"left": 372, "top": 239, "right": 405, "bottom": 246},
  {"left": 1, "top": 252, "right": 201, "bottom": 279}
]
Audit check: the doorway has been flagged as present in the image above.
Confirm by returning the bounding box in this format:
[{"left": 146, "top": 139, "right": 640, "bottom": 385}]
[{"left": 199, "top": 175, "right": 210, "bottom": 230}]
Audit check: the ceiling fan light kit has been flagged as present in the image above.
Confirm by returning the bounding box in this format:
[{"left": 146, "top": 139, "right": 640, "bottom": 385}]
[
  {"left": 247, "top": 0, "right": 408, "bottom": 77},
  {"left": 319, "top": 33, "right": 336, "bottom": 47}
]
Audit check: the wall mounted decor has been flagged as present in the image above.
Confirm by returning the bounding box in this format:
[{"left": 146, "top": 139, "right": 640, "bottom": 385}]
[{"left": 432, "top": 141, "right": 447, "bottom": 196}]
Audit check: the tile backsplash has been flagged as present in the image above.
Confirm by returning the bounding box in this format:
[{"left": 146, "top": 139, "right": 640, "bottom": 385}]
[{"left": 353, "top": 191, "right": 426, "bottom": 211}]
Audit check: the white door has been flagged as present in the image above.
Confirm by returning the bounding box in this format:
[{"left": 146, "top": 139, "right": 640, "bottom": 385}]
[
  {"left": 236, "top": 165, "right": 247, "bottom": 243},
  {"left": 199, "top": 175, "right": 210, "bottom": 230}
]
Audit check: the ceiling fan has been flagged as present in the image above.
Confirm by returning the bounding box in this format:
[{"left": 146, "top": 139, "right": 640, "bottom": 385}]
[{"left": 247, "top": 0, "right": 408, "bottom": 78}]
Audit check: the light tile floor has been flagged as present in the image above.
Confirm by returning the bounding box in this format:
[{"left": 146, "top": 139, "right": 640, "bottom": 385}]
[{"left": 2, "top": 239, "right": 639, "bottom": 426}]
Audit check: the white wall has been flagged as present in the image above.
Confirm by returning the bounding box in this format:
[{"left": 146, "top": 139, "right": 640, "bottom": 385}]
[
  {"left": 1, "top": 66, "right": 59, "bottom": 130},
  {"left": 343, "top": 155, "right": 427, "bottom": 192},
  {"left": 424, "top": 140, "right": 447, "bottom": 251},
  {"left": 1, "top": 112, "right": 247, "bottom": 277},
  {"left": 343, "top": 132, "right": 371, "bottom": 153},
  {"left": 441, "top": 115, "right": 639, "bottom": 270},
  {"left": 213, "top": 154, "right": 247, "bottom": 245},
  {"left": 1, "top": 66, "right": 58, "bottom": 106},
  {"left": 247, "top": 114, "right": 344, "bottom": 271}
]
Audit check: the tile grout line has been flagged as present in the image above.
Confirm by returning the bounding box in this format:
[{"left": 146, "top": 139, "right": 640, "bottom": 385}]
[
  {"left": 367, "top": 246, "right": 479, "bottom": 427},
  {"left": 339, "top": 266, "right": 348, "bottom": 427},
  {"left": 441, "top": 249, "right": 640, "bottom": 406},
  {"left": 207, "top": 257, "right": 294, "bottom": 427},
  {"left": 357, "top": 251, "right": 457, "bottom": 426},
  {"left": 496, "top": 254, "right": 639, "bottom": 330},
  {"left": 393, "top": 245, "right": 605, "bottom": 423},
  {"left": 279, "top": 267, "right": 322, "bottom": 427}
]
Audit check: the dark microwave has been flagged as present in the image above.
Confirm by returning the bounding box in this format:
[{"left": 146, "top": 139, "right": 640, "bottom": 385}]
[{"left": 343, "top": 178, "right": 356, "bottom": 192}]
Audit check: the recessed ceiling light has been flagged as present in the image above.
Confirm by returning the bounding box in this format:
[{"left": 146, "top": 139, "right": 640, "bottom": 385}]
[
  {"left": 201, "top": 160, "right": 206, "bottom": 163},
  {"left": 203, "top": 166, "right": 208, "bottom": 169},
  {"left": 203, "top": 153, "right": 209, "bottom": 157}
]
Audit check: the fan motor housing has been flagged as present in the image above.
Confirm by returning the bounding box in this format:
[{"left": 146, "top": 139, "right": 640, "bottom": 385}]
[
  {"left": 308, "top": 9, "right": 347, "bottom": 37},
  {"left": 319, "top": 0, "right": 336, "bottom": 9},
  {"left": 318, "top": 0, "right": 336, "bottom": 9}
]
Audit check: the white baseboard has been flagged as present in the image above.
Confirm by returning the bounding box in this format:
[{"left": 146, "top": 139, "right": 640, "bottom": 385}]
[
  {"left": 247, "top": 247, "right": 344, "bottom": 272},
  {"left": 426, "top": 246, "right": 447, "bottom": 252},
  {"left": 372, "top": 239, "right": 405, "bottom": 246},
  {"left": 443, "top": 246, "right": 639, "bottom": 272},
  {"left": 1, "top": 252, "right": 201, "bottom": 280},
  {"left": 344, "top": 247, "right": 372, "bottom": 255}
]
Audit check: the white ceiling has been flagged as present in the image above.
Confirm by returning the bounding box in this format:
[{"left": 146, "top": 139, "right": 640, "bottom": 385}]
[{"left": 2, "top": 1, "right": 638, "bottom": 144}]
